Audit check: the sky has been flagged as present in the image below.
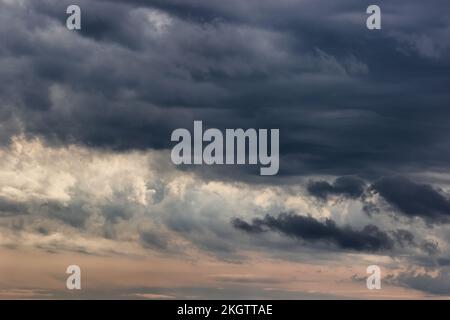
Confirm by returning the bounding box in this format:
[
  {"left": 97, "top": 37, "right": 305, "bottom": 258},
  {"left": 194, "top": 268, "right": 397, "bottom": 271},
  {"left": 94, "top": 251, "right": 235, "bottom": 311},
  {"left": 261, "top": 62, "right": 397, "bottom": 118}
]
[{"left": 0, "top": 0, "right": 450, "bottom": 299}]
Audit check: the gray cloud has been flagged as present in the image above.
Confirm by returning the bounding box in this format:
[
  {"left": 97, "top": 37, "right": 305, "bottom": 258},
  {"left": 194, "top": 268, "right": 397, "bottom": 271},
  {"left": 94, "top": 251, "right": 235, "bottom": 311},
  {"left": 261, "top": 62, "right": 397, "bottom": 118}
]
[
  {"left": 0, "top": 196, "right": 28, "bottom": 217},
  {"left": 307, "top": 176, "right": 366, "bottom": 200},
  {"left": 392, "top": 269, "right": 450, "bottom": 295},
  {"left": 232, "top": 213, "right": 398, "bottom": 252},
  {"left": 372, "top": 176, "right": 450, "bottom": 224},
  {"left": 139, "top": 230, "right": 169, "bottom": 250}
]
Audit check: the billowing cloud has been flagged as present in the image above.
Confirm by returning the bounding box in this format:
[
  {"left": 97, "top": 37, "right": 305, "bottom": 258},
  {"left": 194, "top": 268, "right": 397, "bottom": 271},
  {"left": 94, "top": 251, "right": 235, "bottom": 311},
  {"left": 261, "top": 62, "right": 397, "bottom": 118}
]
[{"left": 1, "top": 0, "right": 450, "bottom": 299}]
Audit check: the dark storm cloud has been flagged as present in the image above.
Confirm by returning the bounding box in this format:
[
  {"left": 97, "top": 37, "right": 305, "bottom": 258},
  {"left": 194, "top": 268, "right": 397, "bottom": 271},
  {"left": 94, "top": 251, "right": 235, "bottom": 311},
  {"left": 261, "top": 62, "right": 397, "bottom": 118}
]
[
  {"left": 307, "top": 176, "right": 365, "bottom": 200},
  {"left": 305, "top": 175, "right": 450, "bottom": 226},
  {"left": 232, "top": 212, "right": 397, "bottom": 252},
  {"left": 1, "top": 0, "right": 450, "bottom": 179},
  {"left": 372, "top": 176, "right": 450, "bottom": 223}
]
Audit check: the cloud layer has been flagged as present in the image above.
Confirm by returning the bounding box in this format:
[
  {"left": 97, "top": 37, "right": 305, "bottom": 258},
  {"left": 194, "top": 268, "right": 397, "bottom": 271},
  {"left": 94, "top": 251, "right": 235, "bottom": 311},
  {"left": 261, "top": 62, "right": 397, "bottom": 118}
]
[{"left": 1, "top": 0, "right": 450, "bottom": 298}]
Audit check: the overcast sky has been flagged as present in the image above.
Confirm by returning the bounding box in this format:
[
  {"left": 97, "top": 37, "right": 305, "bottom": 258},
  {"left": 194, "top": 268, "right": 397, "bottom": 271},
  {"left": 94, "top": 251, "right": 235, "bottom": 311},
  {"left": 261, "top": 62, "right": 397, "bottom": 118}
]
[{"left": 1, "top": 0, "right": 450, "bottom": 299}]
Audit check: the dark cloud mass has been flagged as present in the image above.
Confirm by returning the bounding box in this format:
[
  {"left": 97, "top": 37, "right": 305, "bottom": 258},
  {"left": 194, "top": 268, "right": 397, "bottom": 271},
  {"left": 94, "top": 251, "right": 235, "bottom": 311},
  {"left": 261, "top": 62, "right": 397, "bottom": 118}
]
[
  {"left": 232, "top": 213, "right": 397, "bottom": 252},
  {"left": 0, "top": 0, "right": 449, "bottom": 178},
  {"left": 372, "top": 176, "right": 450, "bottom": 223},
  {"left": 307, "top": 176, "right": 366, "bottom": 200}
]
